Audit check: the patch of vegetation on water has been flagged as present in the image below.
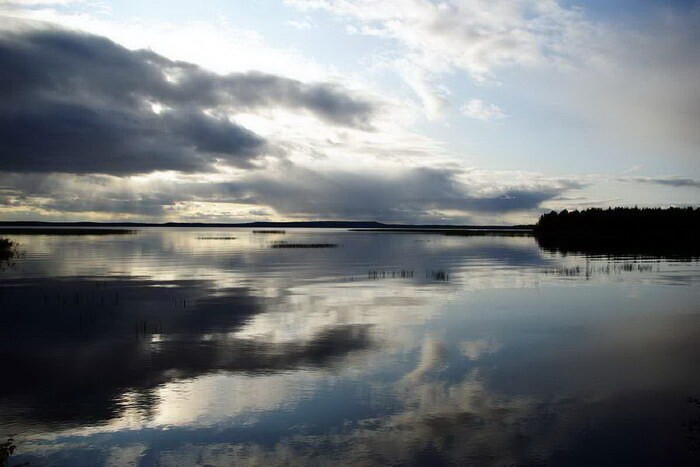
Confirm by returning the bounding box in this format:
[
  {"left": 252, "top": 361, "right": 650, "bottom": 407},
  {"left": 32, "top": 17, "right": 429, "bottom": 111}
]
[
  {"left": 0, "top": 228, "right": 136, "bottom": 236},
  {"left": 368, "top": 269, "right": 415, "bottom": 279},
  {"left": 197, "top": 236, "right": 237, "bottom": 240},
  {"left": 427, "top": 270, "right": 449, "bottom": 281},
  {"left": 0, "top": 238, "right": 21, "bottom": 270},
  {"left": 543, "top": 262, "right": 656, "bottom": 277},
  {"left": 0, "top": 238, "right": 16, "bottom": 260},
  {"left": 362, "top": 269, "right": 450, "bottom": 281},
  {"left": 270, "top": 242, "right": 338, "bottom": 248},
  {"left": 0, "top": 435, "right": 22, "bottom": 467},
  {"left": 253, "top": 230, "right": 286, "bottom": 234},
  {"left": 686, "top": 397, "right": 700, "bottom": 453}
]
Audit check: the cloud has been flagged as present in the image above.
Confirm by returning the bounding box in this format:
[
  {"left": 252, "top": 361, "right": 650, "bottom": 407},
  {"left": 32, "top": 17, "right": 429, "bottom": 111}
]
[
  {"left": 0, "top": 17, "right": 589, "bottom": 223},
  {"left": 289, "top": 0, "right": 584, "bottom": 78},
  {"left": 289, "top": 0, "right": 591, "bottom": 116},
  {"left": 289, "top": 0, "right": 700, "bottom": 155},
  {"left": 287, "top": 16, "right": 316, "bottom": 30},
  {"left": 221, "top": 164, "right": 580, "bottom": 222},
  {"left": 0, "top": 165, "right": 581, "bottom": 222},
  {"left": 620, "top": 176, "right": 700, "bottom": 189},
  {"left": 460, "top": 98, "right": 507, "bottom": 121},
  {"left": 0, "top": 26, "right": 377, "bottom": 175},
  {"left": 0, "top": 101, "right": 265, "bottom": 175}
]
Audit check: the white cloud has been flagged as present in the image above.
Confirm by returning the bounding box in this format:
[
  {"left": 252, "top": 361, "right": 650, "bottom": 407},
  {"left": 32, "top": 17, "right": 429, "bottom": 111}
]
[
  {"left": 287, "top": 16, "right": 316, "bottom": 30},
  {"left": 287, "top": 0, "right": 593, "bottom": 117},
  {"left": 289, "top": 0, "right": 700, "bottom": 158},
  {"left": 460, "top": 98, "right": 507, "bottom": 121}
]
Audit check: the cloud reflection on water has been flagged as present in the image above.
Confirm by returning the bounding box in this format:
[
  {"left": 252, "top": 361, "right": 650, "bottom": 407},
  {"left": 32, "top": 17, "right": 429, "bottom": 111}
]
[{"left": 0, "top": 229, "right": 698, "bottom": 465}]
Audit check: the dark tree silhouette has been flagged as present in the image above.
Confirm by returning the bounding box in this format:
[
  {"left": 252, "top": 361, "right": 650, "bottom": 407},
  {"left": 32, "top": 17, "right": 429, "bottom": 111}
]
[
  {"left": 534, "top": 206, "right": 700, "bottom": 234},
  {"left": 534, "top": 207, "right": 700, "bottom": 258}
]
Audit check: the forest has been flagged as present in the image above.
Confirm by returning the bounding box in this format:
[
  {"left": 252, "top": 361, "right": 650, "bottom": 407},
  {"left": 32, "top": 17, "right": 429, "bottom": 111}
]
[{"left": 535, "top": 206, "right": 700, "bottom": 233}]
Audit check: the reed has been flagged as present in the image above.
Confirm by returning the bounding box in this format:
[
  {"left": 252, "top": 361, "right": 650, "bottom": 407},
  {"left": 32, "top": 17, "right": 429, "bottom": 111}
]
[
  {"left": 427, "top": 270, "right": 449, "bottom": 281},
  {"left": 542, "top": 262, "right": 656, "bottom": 277},
  {"left": 368, "top": 269, "right": 414, "bottom": 279},
  {"left": 1, "top": 436, "right": 17, "bottom": 466},
  {"left": 271, "top": 242, "right": 338, "bottom": 248}
]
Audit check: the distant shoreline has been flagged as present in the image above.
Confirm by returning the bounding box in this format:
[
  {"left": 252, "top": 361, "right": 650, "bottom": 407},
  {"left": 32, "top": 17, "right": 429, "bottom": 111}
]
[
  {"left": 0, "top": 228, "right": 136, "bottom": 236},
  {"left": 1, "top": 209, "right": 698, "bottom": 257},
  {"left": 0, "top": 221, "right": 532, "bottom": 230},
  {"left": 350, "top": 228, "right": 533, "bottom": 236}
]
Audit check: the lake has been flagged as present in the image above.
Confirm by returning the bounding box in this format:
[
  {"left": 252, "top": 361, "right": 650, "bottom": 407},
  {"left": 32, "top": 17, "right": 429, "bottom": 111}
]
[{"left": 1, "top": 228, "right": 699, "bottom": 465}]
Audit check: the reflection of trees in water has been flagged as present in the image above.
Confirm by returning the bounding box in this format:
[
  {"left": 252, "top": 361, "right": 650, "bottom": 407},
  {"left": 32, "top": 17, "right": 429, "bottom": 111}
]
[
  {"left": 687, "top": 397, "right": 700, "bottom": 453},
  {"left": 535, "top": 234, "right": 700, "bottom": 259}
]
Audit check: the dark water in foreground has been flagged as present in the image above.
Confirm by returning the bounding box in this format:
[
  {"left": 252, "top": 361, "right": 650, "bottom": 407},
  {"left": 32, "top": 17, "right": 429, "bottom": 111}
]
[{"left": 1, "top": 229, "right": 699, "bottom": 466}]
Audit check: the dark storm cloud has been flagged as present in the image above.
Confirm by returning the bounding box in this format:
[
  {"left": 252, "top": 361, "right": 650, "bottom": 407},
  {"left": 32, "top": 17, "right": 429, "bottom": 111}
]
[
  {"left": 40, "top": 194, "right": 174, "bottom": 216},
  {"left": 0, "top": 173, "right": 181, "bottom": 216},
  {"left": 0, "top": 165, "right": 579, "bottom": 220},
  {"left": 1, "top": 167, "right": 576, "bottom": 220},
  {"left": 0, "top": 102, "right": 264, "bottom": 174},
  {"left": 201, "top": 72, "right": 376, "bottom": 128},
  {"left": 0, "top": 27, "right": 376, "bottom": 175},
  {"left": 463, "top": 189, "right": 567, "bottom": 212},
  {"left": 220, "top": 166, "right": 579, "bottom": 221}
]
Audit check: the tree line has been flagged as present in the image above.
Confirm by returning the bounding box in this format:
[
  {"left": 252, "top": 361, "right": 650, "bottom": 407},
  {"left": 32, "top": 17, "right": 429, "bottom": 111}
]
[{"left": 535, "top": 206, "right": 700, "bottom": 233}]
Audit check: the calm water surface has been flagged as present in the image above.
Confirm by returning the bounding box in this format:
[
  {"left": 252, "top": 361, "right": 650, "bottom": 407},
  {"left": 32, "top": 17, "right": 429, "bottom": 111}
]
[{"left": 1, "top": 228, "right": 699, "bottom": 465}]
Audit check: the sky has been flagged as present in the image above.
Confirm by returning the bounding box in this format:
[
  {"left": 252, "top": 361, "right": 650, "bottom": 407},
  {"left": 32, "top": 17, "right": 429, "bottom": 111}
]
[{"left": 0, "top": 0, "right": 698, "bottom": 224}]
